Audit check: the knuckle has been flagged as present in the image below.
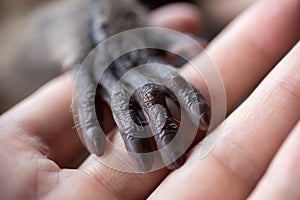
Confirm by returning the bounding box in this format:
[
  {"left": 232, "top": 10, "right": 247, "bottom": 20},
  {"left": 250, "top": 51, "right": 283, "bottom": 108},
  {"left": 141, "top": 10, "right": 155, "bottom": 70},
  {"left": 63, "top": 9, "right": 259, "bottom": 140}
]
[{"left": 139, "top": 84, "right": 163, "bottom": 107}]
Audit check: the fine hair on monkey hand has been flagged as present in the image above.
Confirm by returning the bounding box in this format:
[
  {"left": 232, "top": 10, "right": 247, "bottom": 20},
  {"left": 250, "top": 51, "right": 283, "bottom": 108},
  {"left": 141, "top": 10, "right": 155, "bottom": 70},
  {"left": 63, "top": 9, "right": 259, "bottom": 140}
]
[{"left": 0, "top": 0, "right": 211, "bottom": 171}]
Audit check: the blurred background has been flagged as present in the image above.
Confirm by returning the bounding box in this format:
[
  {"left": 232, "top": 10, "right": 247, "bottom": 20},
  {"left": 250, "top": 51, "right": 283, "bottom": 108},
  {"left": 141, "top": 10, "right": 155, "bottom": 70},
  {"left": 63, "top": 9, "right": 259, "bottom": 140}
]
[{"left": 0, "top": 0, "right": 257, "bottom": 113}]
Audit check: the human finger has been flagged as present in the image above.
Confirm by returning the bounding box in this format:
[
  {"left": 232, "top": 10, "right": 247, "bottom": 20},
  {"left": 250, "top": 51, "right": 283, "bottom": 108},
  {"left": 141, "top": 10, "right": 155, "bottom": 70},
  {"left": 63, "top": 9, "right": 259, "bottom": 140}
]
[
  {"left": 150, "top": 41, "right": 300, "bottom": 199},
  {"left": 248, "top": 120, "right": 300, "bottom": 200},
  {"left": 181, "top": 0, "right": 300, "bottom": 113},
  {"left": 149, "top": 3, "right": 205, "bottom": 34},
  {"left": 79, "top": 1, "right": 300, "bottom": 199}
]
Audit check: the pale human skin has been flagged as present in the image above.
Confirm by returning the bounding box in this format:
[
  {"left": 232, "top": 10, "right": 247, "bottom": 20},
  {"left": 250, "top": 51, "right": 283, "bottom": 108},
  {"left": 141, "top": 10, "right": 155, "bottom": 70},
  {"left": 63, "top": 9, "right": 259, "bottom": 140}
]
[{"left": 0, "top": 0, "right": 299, "bottom": 199}]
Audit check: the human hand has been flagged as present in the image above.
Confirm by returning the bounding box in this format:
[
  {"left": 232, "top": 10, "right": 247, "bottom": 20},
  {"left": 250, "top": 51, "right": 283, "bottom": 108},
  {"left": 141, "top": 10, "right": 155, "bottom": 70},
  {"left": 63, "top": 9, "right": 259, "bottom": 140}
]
[
  {"left": 0, "top": 4, "right": 203, "bottom": 200},
  {"left": 0, "top": 0, "right": 299, "bottom": 199},
  {"left": 151, "top": 0, "right": 300, "bottom": 198}
]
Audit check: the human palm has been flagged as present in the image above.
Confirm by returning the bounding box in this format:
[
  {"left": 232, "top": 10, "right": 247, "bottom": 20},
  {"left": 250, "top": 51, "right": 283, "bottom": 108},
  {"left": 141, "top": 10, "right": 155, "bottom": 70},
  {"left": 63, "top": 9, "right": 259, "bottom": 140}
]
[{"left": 0, "top": 0, "right": 299, "bottom": 199}]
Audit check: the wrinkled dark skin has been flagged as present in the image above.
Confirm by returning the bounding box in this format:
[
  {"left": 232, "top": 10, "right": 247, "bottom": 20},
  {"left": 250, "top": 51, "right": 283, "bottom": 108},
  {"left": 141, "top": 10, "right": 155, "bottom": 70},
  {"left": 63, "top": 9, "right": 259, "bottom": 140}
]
[
  {"left": 90, "top": 48, "right": 210, "bottom": 170},
  {"left": 5, "top": 0, "right": 211, "bottom": 171},
  {"left": 72, "top": 0, "right": 211, "bottom": 171}
]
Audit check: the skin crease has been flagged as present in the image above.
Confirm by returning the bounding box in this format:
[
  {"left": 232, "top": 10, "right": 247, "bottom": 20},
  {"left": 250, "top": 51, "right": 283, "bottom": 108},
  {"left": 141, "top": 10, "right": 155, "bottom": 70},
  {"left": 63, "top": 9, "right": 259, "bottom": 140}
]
[
  {"left": 0, "top": 1, "right": 299, "bottom": 200},
  {"left": 248, "top": 121, "right": 300, "bottom": 200}
]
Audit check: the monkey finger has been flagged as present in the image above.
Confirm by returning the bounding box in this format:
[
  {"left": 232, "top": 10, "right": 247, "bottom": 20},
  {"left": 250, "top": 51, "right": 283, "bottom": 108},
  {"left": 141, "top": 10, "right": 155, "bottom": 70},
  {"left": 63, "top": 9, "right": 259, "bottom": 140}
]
[
  {"left": 133, "top": 83, "right": 186, "bottom": 169},
  {"left": 73, "top": 66, "right": 107, "bottom": 157},
  {"left": 110, "top": 80, "right": 154, "bottom": 171}
]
